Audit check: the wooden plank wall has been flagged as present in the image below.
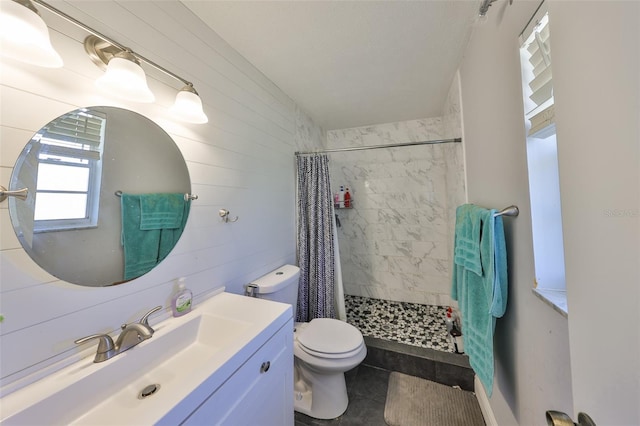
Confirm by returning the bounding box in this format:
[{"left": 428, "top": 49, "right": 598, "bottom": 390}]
[{"left": 0, "top": 0, "right": 318, "bottom": 389}]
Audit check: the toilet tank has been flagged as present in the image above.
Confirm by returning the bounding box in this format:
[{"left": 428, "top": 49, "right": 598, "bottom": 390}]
[{"left": 247, "top": 265, "right": 300, "bottom": 318}]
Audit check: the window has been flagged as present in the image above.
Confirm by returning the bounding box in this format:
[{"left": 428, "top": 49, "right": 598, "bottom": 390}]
[
  {"left": 32, "top": 109, "right": 106, "bottom": 232},
  {"left": 519, "top": 4, "right": 567, "bottom": 315}
]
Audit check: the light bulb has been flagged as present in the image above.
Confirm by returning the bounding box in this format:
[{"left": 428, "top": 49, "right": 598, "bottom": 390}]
[
  {"left": 0, "top": 0, "right": 63, "bottom": 67},
  {"left": 170, "top": 85, "right": 208, "bottom": 124},
  {"left": 95, "top": 52, "right": 154, "bottom": 103}
]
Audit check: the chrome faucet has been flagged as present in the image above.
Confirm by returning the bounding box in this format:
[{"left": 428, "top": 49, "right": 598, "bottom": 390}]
[{"left": 75, "top": 306, "right": 162, "bottom": 363}]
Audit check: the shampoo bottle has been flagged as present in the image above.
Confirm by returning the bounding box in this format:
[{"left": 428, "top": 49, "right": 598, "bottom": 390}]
[
  {"left": 172, "top": 277, "right": 192, "bottom": 317},
  {"left": 444, "top": 307, "right": 454, "bottom": 332}
]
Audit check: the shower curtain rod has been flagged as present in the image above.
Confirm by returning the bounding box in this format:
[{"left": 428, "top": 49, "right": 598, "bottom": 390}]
[{"left": 295, "top": 137, "right": 462, "bottom": 155}]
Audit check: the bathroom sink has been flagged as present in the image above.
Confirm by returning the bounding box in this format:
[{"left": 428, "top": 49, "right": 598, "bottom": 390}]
[{"left": 0, "top": 292, "right": 292, "bottom": 425}]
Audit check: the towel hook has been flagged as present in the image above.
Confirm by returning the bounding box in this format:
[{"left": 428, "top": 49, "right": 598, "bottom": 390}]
[{"left": 219, "top": 209, "right": 239, "bottom": 223}]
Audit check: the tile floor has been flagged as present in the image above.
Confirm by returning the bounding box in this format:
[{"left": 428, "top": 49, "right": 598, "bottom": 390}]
[
  {"left": 295, "top": 296, "right": 472, "bottom": 425},
  {"left": 345, "top": 295, "right": 455, "bottom": 353},
  {"left": 294, "top": 364, "right": 390, "bottom": 426}
]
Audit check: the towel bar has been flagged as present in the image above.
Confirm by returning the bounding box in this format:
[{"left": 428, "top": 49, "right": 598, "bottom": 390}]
[{"left": 115, "top": 190, "right": 198, "bottom": 202}]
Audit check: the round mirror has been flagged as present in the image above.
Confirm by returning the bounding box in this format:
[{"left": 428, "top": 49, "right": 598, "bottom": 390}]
[{"left": 8, "top": 106, "right": 191, "bottom": 287}]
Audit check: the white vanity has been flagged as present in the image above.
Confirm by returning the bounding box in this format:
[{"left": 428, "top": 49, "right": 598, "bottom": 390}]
[{"left": 0, "top": 292, "right": 294, "bottom": 425}]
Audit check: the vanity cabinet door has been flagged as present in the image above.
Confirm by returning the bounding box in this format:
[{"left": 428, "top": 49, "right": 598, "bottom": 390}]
[{"left": 182, "top": 324, "right": 293, "bottom": 426}]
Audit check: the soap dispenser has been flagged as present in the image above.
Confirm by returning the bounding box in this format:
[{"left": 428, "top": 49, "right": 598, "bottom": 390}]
[{"left": 171, "top": 277, "right": 192, "bottom": 317}]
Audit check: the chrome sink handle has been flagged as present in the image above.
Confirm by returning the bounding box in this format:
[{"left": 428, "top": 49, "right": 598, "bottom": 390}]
[
  {"left": 114, "top": 306, "right": 162, "bottom": 354},
  {"left": 74, "top": 334, "right": 117, "bottom": 363},
  {"left": 139, "top": 305, "right": 162, "bottom": 331},
  {"left": 74, "top": 306, "right": 162, "bottom": 363},
  {"left": 116, "top": 322, "right": 154, "bottom": 354}
]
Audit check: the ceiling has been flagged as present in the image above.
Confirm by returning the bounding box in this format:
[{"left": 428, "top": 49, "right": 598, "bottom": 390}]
[{"left": 183, "top": 1, "right": 480, "bottom": 131}]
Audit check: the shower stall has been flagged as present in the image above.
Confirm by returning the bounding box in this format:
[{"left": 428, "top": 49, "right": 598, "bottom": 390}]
[
  {"left": 334, "top": 133, "right": 465, "bottom": 351},
  {"left": 294, "top": 73, "right": 466, "bottom": 352},
  {"left": 297, "top": 114, "right": 466, "bottom": 352},
  {"left": 327, "top": 137, "right": 464, "bottom": 308}
]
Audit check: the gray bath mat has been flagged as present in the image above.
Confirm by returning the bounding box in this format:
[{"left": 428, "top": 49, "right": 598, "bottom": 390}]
[{"left": 384, "top": 372, "right": 485, "bottom": 426}]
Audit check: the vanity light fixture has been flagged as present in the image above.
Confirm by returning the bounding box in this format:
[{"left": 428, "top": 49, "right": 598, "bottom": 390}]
[
  {"left": 94, "top": 50, "right": 155, "bottom": 103},
  {"left": 86, "top": 36, "right": 155, "bottom": 103},
  {"left": 0, "top": 0, "right": 63, "bottom": 67},
  {"left": 85, "top": 35, "right": 207, "bottom": 121},
  {"left": 170, "top": 84, "right": 209, "bottom": 124},
  {"left": 17, "top": 0, "right": 209, "bottom": 123}
]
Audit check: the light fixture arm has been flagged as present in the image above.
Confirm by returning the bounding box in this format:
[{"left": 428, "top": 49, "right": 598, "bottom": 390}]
[
  {"left": 14, "top": 0, "right": 39, "bottom": 15},
  {"left": 181, "top": 82, "right": 200, "bottom": 96},
  {"left": 30, "top": 0, "right": 193, "bottom": 88}
]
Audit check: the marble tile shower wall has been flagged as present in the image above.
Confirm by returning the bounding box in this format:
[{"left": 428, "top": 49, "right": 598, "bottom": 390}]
[
  {"left": 327, "top": 75, "right": 465, "bottom": 306},
  {"left": 442, "top": 73, "right": 467, "bottom": 268}
]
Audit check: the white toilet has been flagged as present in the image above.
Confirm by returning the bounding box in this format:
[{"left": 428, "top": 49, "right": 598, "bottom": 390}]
[{"left": 247, "top": 264, "right": 366, "bottom": 420}]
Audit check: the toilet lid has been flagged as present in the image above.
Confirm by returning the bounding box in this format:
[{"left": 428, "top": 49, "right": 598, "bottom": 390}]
[{"left": 297, "top": 318, "right": 363, "bottom": 355}]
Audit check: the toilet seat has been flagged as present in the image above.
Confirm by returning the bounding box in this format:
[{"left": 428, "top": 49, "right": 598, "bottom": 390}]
[{"left": 296, "top": 318, "right": 364, "bottom": 359}]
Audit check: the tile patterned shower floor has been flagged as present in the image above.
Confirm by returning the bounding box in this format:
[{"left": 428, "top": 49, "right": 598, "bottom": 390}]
[{"left": 345, "top": 295, "right": 455, "bottom": 353}]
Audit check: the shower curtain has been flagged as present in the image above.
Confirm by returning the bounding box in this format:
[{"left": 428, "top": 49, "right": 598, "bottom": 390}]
[{"left": 296, "top": 154, "right": 344, "bottom": 321}]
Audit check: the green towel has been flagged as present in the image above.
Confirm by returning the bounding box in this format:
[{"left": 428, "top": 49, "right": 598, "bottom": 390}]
[
  {"left": 139, "top": 193, "right": 185, "bottom": 230},
  {"left": 451, "top": 204, "right": 508, "bottom": 398},
  {"left": 121, "top": 193, "right": 190, "bottom": 280},
  {"left": 453, "top": 204, "right": 483, "bottom": 276}
]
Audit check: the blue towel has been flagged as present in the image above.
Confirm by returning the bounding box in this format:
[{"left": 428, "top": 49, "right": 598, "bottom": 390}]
[
  {"left": 451, "top": 204, "right": 508, "bottom": 397},
  {"left": 490, "top": 215, "right": 508, "bottom": 318},
  {"left": 121, "top": 193, "right": 190, "bottom": 280}
]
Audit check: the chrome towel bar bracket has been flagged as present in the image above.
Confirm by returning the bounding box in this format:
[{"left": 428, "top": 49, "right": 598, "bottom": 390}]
[
  {"left": 0, "top": 185, "right": 28, "bottom": 203},
  {"left": 494, "top": 205, "right": 519, "bottom": 217}
]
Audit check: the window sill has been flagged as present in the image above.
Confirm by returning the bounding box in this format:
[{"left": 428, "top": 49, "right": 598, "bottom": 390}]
[{"left": 532, "top": 288, "right": 568, "bottom": 318}]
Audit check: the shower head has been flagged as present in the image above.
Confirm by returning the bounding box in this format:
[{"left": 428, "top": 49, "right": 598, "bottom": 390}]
[{"left": 479, "top": 0, "right": 498, "bottom": 17}]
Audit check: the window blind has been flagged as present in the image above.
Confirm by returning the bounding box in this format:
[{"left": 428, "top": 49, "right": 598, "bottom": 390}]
[
  {"left": 39, "top": 111, "right": 105, "bottom": 160},
  {"left": 526, "top": 16, "right": 552, "bottom": 108},
  {"left": 39, "top": 143, "right": 101, "bottom": 161},
  {"left": 520, "top": 9, "right": 554, "bottom": 137}
]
